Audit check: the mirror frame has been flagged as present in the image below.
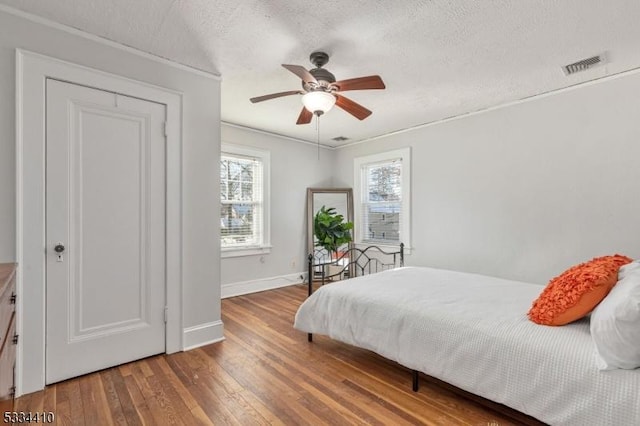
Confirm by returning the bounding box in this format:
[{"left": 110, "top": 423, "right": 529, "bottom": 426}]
[{"left": 306, "top": 188, "right": 354, "bottom": 257}]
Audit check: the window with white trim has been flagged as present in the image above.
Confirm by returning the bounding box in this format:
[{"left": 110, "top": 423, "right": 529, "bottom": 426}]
[
  {"left": 220, "top": 144, "right": 270, "bottom": 257},
  {"left": 354, "top": 148, "right": 411, "bottom": 249}
]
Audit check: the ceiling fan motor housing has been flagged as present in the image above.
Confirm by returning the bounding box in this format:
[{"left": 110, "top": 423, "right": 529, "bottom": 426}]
[
  {"left": 304, "top": 51, "right": 336, "bottom": 89},
  {"left": 309, "top": 68, "right": 336, "bottom": 84}
]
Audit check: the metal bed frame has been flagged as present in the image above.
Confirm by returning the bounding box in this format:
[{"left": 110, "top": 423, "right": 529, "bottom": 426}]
[
  {"left": 304, "top": 243, "right": 429, "bottom": 387},
  {"left": 306, "top": 243, "right": 404, "bottom": 337},
  {"left": 301, "top": 244, "right": 547, "bottom": 424}
]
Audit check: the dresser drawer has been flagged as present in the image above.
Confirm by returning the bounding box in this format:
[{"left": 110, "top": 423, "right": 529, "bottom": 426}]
[
  {"left": 0, "top": 313, "right": 16, "bottom": 405},
  {"left": 0, "top": 273, "right": 15, "bottom": 346},
  {"left": 0, "top": 263, "right": 17, "bottom": 415}
]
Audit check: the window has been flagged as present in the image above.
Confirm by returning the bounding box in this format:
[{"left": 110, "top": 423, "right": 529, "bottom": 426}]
[
  {"left": 220, "top": 144, "right": 270, "bottom": 257},
  {"left": 354, "top": 148, "right": 411, "bottom": 250}
]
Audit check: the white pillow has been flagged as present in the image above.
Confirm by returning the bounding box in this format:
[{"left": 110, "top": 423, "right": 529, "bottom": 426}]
[{"left": 590, "top": 260, "right": 640, "bottom": 370}]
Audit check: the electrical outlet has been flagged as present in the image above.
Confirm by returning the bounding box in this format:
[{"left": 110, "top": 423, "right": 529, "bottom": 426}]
[{"left": 291, "top": 258, "right": 296, "bottom": 269}]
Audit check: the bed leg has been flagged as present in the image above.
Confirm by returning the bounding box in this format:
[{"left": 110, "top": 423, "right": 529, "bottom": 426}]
[
  {"left": 308, "top": 333, "right": 313, "bottom": 342},
  {"left": 412, "top": 370, "right": 419, "bottom": 392}
]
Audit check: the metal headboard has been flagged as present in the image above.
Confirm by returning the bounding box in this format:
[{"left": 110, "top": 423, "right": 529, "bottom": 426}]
[{"left": 307, "top": 243, "right": 404, "bottom": 297}]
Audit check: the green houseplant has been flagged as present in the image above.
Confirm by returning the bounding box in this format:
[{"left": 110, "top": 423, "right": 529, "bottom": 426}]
[{"left": 314, "top": 206, "right": 354, "bottom": 258}]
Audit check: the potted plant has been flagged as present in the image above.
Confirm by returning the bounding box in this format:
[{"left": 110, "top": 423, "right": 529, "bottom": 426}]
[{"left": 314, "top": 205, "right": 354, "bottom": 259}]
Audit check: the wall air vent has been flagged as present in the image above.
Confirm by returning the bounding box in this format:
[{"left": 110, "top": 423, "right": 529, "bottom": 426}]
[
  {"left": 332, "top": 136, "right": 349, "bottom": 142},
  {"left": 563, "top": 55, "right": 604, "bottom": 75}
]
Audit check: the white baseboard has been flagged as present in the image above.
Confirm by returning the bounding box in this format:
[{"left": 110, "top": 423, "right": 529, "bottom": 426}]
[
  {"left": 222, "top": 272, "right": 307, "bottom": 299},
  {"left": 183, "top": 320, "right": 225, "bottom": 351}
]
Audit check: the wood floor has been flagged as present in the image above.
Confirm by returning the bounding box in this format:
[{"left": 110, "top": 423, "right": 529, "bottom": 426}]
[{"left": 15, "top": 284, "right": 524, "bottom": 425}]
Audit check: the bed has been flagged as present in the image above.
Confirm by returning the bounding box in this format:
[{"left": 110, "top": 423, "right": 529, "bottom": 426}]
[{"left": 294, "top": 263, "right": 640, "bottom": 425}]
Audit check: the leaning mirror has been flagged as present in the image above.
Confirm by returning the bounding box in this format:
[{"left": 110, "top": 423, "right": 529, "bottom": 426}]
[{"left": 306, "top": 188, "right": 354, "bottom": 261}]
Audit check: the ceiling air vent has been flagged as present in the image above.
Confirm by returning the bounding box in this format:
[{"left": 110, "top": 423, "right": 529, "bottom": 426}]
[
  {"left": 563, "top": 55, "right": 604, "bottom": 75},
  {"left": 332, "top": 136, "right": 349, "bottom": 142}
]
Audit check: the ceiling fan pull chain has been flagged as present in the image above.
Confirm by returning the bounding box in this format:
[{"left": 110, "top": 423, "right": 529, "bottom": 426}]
[{"left": 316, "top": 114, "right": 320, "bottom": 160}]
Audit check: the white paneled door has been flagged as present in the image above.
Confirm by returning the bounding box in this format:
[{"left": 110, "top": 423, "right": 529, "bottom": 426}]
[{"left": 45, "top": 79, "right": 167, "bottom": 384}]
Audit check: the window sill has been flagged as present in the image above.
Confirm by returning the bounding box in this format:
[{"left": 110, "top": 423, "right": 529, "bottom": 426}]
[{"left": 221, "top": 246, "right": 272, "bottom": 258}]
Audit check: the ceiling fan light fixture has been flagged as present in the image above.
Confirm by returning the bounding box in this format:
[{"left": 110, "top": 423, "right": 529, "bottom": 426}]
[{"left": 302, "top": 91, "right": 336, "bottom": 114}]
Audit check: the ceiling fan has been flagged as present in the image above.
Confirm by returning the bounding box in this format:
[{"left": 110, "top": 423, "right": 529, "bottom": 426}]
[{"left": 250, "top": 51, "right": 386, "bottom": 125}]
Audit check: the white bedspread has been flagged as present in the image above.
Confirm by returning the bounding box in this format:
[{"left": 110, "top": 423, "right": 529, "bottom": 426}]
[{"left": 294, "top": 267, "right": 640, "bottom": 426}]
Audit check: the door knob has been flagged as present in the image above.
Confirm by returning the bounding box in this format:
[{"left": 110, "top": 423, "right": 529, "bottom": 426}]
[{"left": 54, "top": 243, "right": 65, "bottom": 253}]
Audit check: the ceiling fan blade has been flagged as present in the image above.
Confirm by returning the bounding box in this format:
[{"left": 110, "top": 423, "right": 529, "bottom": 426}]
[
  {"left": 250, "top": 90, "right": 302, "bottom": 103},
  {"left": 335, "top": 95, "right": 372, "bottom": 120},
  {"left": 296, "top": 107, "right": 313, "bottom": 125},
  {"left": 331, "top": 75, "right": 385, "bottom": 92},
  {"left": 282, "top": 64, "right": 318, "bottom": 85}
]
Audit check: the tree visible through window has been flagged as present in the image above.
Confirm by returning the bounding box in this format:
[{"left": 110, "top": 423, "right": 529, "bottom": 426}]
[
  {"left": 362, "top": 160, "right": 402, "bottom": 243},
  {"left": 355, "top": 148, "right": 410, "bottom": 248},
  {"left": 220, "top": 153, "right": 263, "bottom": 247}
]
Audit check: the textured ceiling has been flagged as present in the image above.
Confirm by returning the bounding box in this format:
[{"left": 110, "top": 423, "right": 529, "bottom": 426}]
[{"left": 3, "top": 0, "right": 640, "bottom": 146}]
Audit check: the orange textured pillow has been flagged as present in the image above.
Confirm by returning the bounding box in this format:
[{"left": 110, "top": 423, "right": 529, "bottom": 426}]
[{"left": 528, "top": 254, "right": 632, "bottom": 326}]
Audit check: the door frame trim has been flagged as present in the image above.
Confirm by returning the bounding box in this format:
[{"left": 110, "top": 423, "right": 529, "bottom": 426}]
[{"left": 16, "top": 49, "right": 183, "bottom": 395}]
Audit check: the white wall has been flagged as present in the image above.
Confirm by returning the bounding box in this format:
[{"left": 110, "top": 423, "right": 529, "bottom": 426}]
[
  {"left": 220, "top": 124, "right": 334, "bottom": 294},
  {"left": 0, "top": 8, "right": 221, "bottom": 392},
  {"left": 335, "top": 71, "right": 640, "bottom": 284}
]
